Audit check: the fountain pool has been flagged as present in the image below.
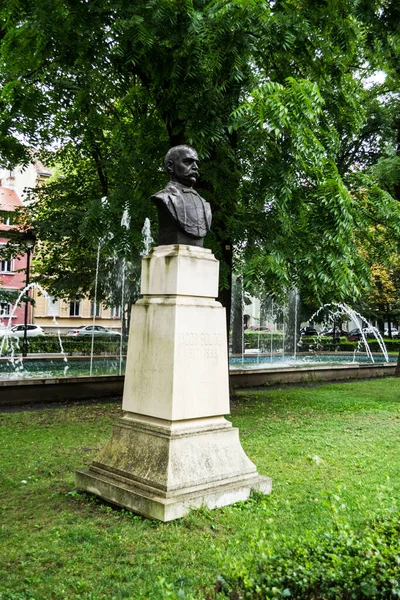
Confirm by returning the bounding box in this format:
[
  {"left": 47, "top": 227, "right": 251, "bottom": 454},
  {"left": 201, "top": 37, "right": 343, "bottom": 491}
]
[
  {"left": 0, "top": 351, "right": 397, "bottom": 408},
  {"left": 230, "top": 353, "right": 397, "bottom": 370},
  {"left": 0, "top": 352, "right": 396, "bottom": 381},
  {"left": 0, "top": 356, "right": 125, "bottom": 380}
]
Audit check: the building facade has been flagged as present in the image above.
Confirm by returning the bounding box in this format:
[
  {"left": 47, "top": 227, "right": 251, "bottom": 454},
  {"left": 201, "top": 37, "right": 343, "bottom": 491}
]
[
  {"left": 32, "top": 292, "right": 122, "bottom": 334},
  {"left": 0, "top": 162, "right": 122, "bottom": 334},
  {"left": 0, "top": 187, "right": 31, "bottom": 326}
]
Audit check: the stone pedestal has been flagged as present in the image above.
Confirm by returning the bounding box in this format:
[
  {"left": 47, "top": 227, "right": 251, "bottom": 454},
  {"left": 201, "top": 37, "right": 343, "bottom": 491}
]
[{"left": 76, "top": 245, "right": 271, "bottom": 521}]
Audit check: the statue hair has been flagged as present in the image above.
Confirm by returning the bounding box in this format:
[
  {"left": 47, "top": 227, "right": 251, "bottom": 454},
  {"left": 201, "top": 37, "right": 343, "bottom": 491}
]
[{"left": 164, "top": 145, "right": 197, "bottom": 171}]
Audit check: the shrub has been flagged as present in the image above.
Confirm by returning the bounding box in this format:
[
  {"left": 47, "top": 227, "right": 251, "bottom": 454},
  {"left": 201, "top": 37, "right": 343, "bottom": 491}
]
[
  {"left": 297, "top": 336, "right": 345, "bottom": 352},
  {"left": 244, "top": 331, "right": 284, "bottom": 353},
  {"left": 243, "top": 333, "right": 400, "bottom": 354},
  {"left": 15, "top": 335, "right": 124, "bottom": 356},
  {"left": 217, "top": 507, "right": 400, "bottom": 599},
  {"left": 296, "top": 337, "right": 400, "bottom": 354},
  {"left": 243, "top": 331, "right": 400, "bottom": 351}
]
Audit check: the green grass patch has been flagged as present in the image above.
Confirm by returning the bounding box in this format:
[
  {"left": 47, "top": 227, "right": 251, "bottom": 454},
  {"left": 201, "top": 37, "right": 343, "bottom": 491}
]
[{"left": 1, "top": 379, "right": 399, "bottom": 599}]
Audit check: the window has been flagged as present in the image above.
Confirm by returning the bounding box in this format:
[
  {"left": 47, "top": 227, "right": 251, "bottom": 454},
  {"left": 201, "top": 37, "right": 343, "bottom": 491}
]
[
  {"left": 0, "top": 302, "right": 11, "bottom": 317},
  {"left": 0, "top": 245, "right": 12, "bottom": 273},
  {"left": 110, "top": 305, "right": 121, "bottom": 318},
  {"left": 69, "top": 301, "right": 80, "bottom": 317},
  {"left": 0, "top": 258, "right": 12, "bottom": 273},
  {"left": 0, "top": 212, "right": 12, "bottom": 226},
  {"left": 90, "top": 302, "right": 101, "bottom": 317}
]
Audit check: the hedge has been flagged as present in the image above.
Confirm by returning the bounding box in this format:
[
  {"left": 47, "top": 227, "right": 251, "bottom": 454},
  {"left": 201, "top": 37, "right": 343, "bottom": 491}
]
[
  {"left": 244, "top": 331, "right": 400, "bottom": 354},
  {"left": 301, "top": 337, "right": 400, "bottom": 353},
  {"left": 3, "top": 332, "right": 400, "bottom": 357},
  {"left": 244, "top": 331, "right": 284, "bottom": 353},
  {"left": 1, "top": 335, "right": 125, "bottom": 356},
  {"left": 216, "top": 504, "right": 400, "bottom": 599}
]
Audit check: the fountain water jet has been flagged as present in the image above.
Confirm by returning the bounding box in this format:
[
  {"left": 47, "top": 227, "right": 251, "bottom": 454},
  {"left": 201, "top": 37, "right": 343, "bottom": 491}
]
[
  {"left": 141, "top": 217, "right": 153, "bottom": 256},
  {"left": 0, "top": 282, "right": 68, "bottom": 374},
  {"left": 307, "top": 302, "right": 388, "bottom": 363},
  {"left": 89, "top": 243, "right": 102, "bottom": 376}
]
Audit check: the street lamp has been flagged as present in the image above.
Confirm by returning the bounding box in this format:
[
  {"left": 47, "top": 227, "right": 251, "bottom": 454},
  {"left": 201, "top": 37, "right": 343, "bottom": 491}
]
[{"left": 22, "top": 231, "right": 36, "bottom": 358}]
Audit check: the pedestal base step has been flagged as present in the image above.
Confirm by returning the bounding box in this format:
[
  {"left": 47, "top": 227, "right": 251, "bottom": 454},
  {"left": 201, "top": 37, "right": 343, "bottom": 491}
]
[
  {"left": 76, "top": 413, "right": 272, "bottom": 521},
  {"left": 76, "top": 468, "right": 272, "bottom": 522}
]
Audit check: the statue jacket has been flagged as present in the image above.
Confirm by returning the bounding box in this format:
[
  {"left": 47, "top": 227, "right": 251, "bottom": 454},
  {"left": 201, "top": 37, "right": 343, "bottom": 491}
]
[{"left": 152, "top": 181, "right": 212, "bottom": 239}]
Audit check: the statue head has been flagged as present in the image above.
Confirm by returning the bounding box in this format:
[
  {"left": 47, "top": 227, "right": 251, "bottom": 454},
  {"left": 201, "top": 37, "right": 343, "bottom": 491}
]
[{"left": 164, "top": 145, "right": 199, "bottom": 188}]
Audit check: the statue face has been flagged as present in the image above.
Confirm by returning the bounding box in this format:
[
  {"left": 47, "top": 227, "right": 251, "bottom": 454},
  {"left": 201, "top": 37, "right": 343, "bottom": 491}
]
[{"left": 169, "top": 147, "right": 199, "bottom": 187}]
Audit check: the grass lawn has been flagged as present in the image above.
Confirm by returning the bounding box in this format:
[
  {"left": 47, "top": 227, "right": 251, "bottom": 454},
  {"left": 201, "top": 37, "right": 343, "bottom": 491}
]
[{"left": 1, "top": 378, "right": 399, "bottom": 599}]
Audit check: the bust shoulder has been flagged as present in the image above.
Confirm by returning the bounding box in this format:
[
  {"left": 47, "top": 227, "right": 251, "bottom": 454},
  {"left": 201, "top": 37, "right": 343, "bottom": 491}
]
[{"left": 152, "top": 182, "right": 182, "bottom": 204}]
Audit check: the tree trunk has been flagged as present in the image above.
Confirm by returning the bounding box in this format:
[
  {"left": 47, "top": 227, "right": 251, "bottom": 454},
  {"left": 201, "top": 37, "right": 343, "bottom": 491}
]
[
  {"left": 230, "top": 276, "right": 243, "bottom": 355},
  {"left": 160, "top": 119, "right": 239, "bottom": 354},
  {"left": 217, "top": 242, "right": 233, "bottom": 339},
  {"left": 394, "top": 117, "right": 400, "bottom": 202},
  {"left": 377, "top": 315, "right": 385, "bottom": 335}
]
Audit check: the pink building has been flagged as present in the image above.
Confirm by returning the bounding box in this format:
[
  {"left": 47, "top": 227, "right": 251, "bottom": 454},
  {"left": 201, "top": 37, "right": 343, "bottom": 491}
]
[{"left": 0, "top": 187, "right": 31, "bottom": 327}]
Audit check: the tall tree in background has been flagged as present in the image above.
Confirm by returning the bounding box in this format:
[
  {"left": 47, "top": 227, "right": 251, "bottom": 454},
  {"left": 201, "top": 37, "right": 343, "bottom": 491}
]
[{"left": 1, "top": 0, "right": 400, "bottom": 324}]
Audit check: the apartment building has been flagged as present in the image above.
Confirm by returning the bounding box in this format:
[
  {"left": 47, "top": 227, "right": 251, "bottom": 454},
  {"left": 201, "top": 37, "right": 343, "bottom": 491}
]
[
  {"left": 0, "top": 162, "right": 122, "bottom": 334},
  {"left": 0, "top": 186, "right": 31, "bottom": 325},
  {"left": 32, "top": 293, "right": 122, "bottom": 334}
]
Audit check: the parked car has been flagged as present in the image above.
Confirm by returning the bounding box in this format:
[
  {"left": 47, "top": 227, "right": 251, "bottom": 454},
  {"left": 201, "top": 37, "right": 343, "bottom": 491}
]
[
  {"left": 300, "top": 326, "right": 318, "bottom": 336},
  {"left": 0, "top": 324, "right": 45, "bottom": 337},
  {"left": 67, "top": 325, "right": 121, "bottom": 337},
  {"left": 384, "top": 327, "right": 399, "bottom": 338},
  {"left": 245, "top": 325, "right": 270, "bottom": 332},
  {"left": 346, "top": 327, "right": 377, "bottom": 342},
  {"left": 319, "top": 328, "right": 348, "bottom": 337}
]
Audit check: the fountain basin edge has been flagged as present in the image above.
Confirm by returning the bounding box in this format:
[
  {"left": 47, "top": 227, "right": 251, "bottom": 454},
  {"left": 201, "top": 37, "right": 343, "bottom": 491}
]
[
  {"left": 0, "top": 362, "right": 397, "bottom": 408},
  {"left": 0, "top": 374, "right": 124, "bottom": 408},
  {"left": 230, "top": 362, "right": 396, "bottom": 389}
]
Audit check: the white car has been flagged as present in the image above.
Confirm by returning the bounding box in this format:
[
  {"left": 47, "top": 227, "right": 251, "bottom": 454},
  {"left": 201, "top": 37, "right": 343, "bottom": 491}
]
[
  {"left": 0, "top": 324, "right": 45, "bottom": 337},
  {"left": 67, "top": 325, "right": 121, "bottom": 337},
  {"left": 384, "top": 327, "right": 399, "bottom": 338}
]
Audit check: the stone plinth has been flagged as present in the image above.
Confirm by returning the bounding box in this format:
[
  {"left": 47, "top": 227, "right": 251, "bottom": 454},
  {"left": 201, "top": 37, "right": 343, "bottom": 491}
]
[
  {"left": 141, "top": 244, "right": 219, "bottom": 298},
  {"left": 76, "top": 413, "right": 271, "bottom": 521},
  {"left": 76, "top": 245, "right": 271, "bottom": 520}
]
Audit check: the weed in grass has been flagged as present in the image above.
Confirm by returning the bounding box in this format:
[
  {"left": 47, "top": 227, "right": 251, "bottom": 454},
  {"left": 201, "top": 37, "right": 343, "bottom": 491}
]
[{"left": 216, "top": 488, "right": 400, "bottom": 599}]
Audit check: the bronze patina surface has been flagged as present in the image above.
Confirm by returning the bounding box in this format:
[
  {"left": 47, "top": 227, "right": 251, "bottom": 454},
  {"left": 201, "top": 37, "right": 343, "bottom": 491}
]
[{"left": 152, "top": 145, "right": 212, "bottom": 247}]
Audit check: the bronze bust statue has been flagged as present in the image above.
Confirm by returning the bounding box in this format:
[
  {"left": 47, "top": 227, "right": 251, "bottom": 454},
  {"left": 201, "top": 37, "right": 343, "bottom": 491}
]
[{"left": 152, "top": 145, "right": 212, "bottom": 247}]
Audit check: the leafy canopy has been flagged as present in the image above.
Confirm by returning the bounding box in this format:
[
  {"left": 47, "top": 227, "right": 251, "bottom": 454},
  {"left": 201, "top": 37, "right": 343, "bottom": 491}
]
[{"left": 1, "top": 0, "right": 400, "bottom": 307}]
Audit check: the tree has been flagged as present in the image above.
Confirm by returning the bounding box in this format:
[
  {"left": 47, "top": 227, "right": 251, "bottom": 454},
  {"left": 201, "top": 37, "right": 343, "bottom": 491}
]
[{"left": 1, "top": 0, "right": 400, "bottom": 324}]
